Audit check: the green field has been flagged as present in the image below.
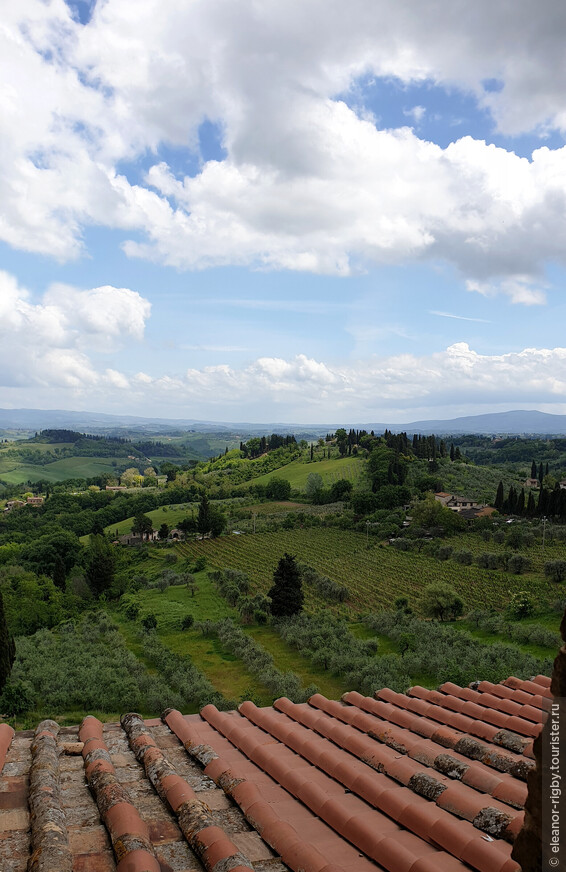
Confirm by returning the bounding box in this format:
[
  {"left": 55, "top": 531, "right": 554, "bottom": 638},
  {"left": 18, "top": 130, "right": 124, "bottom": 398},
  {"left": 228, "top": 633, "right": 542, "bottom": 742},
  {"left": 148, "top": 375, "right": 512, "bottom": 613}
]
[
  {"left": 0, "top": 456, "right": 128, "bottom": 484},
  {"left": 251, "top": 455, "right": 365, "bottom": 490},
  {"left": 0, "top": 441, "right": 74, "bottom": 455},
  {"left": 104, "top": 502, "right": 199, "bottom": 538},
  {"left": 178, "top": 528, "right": 555, "bottom": 613}
]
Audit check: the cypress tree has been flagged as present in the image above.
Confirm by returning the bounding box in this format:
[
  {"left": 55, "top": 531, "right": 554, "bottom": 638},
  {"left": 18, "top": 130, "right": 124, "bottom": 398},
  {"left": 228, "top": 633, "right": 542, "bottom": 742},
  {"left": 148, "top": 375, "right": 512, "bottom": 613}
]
[
  {"left": 0, "top": 589, "right": 15, "bottom": 695},
  {"left": 197, "top": 492, "right": 211, "bottom": 534},
  {"left": 85, "top": 535, "right": 116, "bottom": 597},
  {"left": 531, "top": 460, "right": 537, "bottom": 479},
  {"left": 494, "top": 481, "right": 504, "bottom": 510},
  {"left": 526, "top": 491, "right": 536, "bottom": 516},
  {"left": 450, "top": 443, "right": 455, "bottom": 462},
  {"left": 268, "top": 553, "right": 304, "bottom": 617},
  {"left": 539, "top": 462, "right": 544, "bottom": 484},
  {"left": 516, "top": 488, "right": 525, "bottom": 515}
]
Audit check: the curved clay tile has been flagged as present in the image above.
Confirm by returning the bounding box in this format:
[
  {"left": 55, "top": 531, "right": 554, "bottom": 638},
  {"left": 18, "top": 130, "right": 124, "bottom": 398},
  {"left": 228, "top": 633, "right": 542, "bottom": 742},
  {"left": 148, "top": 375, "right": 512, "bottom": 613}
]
[
  {"left": 79, "top": 716, "right": 160, "bottom": 872},
  {"left": 27, "top": 719, "right": 73, "bottom": 872},
  {"left": 162, "top": 708, "right": 351, "bottom": 872},
  {"left": 503, "top": 677, "right": 553, "bottom": 699},
  {"left": 439, "top": 683, "right": 543, "bottom": 725},
  {"left": 0, "top": 723, "right": 14, "bottom": 774},
  {"left": 215, "top": 701, "right": 523, "bottom": 871},
  {"left": 254, "top": 698, "right": 522, "bottom": 843},
  {"left": 342, "top": 690, "right": 535, "bottom": 782},
  {"left": 120, "top": 712, "right": 254, "bottom": 872}
]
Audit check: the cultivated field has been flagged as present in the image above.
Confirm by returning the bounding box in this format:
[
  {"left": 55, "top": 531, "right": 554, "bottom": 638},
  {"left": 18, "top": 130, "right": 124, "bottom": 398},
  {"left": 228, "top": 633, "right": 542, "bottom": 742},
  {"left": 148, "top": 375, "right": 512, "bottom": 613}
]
[{"left": 178, "top": 528, "right": 555, "bottom": 612}]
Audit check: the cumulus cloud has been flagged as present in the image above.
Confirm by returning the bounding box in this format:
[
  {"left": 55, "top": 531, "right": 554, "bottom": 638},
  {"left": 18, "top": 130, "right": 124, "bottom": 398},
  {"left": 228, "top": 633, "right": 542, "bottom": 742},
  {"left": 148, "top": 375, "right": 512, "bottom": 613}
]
[
  {"left": 0, "top": 271, "right": 148, "bottom": 390},
  {"left": 122, "top": 344, "right": 566, "bottom": 420},
  {"left": 2, "top": 1, "right": 566, "bottom": 290}
]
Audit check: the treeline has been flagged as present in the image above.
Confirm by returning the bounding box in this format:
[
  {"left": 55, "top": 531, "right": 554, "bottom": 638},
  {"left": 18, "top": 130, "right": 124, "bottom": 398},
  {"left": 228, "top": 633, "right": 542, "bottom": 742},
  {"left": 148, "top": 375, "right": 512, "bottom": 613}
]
[
  {"left": 495, "top": 481, "right": 566, "bottom": 518},
  {"left": 0, "top": 483, "right": 203, "bottom": 542},
  {"left": 454, "top": 436, "right": 566, "bottom": 467},
  {"left": 240, "top": 433, "right": 297, "bottom": 458}
]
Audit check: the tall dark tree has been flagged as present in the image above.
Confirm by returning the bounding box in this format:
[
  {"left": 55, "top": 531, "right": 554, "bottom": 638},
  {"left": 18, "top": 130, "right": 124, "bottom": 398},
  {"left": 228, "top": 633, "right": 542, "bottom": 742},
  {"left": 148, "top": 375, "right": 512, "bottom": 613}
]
[
  {"left": 494, "top": 481, "right": 504, "bottom": 510},
  {"left": 531, "top": 459, "right": 537, "bottom": 479},
  {"left": 539, "top": 462, "right": 544, "bottom": 484},
  {"left": 197, "top": 492, "right": 211, "bottom": 534},
  {"left": 526, "top": 491, "right": 536, "bottom": 516},
  {"left": 0, "top": 589, "right": 15, "bottom": 696},
  {"left": 132, "top": 513, "right": 154, "bottom": 540},
  {"left": 85, "top": 535, "right": 116, "bottom": 597},
  {"left": 268, "top": 553, "right": 304, "bottom": 617},
  {"left": 450, "top": 443, "right": 455, "bottom": 462},
  {"left": 516, "top": 488, "right": 525, "bottom": 515}
]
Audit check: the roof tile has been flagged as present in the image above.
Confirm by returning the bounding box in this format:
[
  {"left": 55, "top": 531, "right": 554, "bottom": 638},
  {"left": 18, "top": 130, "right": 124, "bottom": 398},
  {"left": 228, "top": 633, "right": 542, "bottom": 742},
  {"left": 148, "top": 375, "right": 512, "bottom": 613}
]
[{"left": 1, "top": 672, "right": 548, "bottom": 872}]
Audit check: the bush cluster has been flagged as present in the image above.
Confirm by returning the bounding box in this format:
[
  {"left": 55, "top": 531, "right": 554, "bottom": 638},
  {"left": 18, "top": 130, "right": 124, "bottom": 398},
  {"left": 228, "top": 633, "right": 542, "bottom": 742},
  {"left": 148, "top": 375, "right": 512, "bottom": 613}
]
[
  {"left": 298, "top": 562, "right": 349, "bottom": 602},
  {"left": 1, "top": 612, "right": 181, "bottom": 715},
  {"left": 466, "top": 609, "right": 562, "bottom": 649},
  {"left": 365, "top": 611, "right": 553, "bottom": 686},
  {"left": 214, "top": 618, "right": 316, "bottom": 702}
]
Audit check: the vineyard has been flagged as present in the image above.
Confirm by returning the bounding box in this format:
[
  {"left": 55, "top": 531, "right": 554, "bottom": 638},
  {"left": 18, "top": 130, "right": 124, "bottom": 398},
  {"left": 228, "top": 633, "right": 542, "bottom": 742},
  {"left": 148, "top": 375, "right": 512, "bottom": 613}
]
[{"left": 177, "top": 528, "right": 554, "bottom": 613}]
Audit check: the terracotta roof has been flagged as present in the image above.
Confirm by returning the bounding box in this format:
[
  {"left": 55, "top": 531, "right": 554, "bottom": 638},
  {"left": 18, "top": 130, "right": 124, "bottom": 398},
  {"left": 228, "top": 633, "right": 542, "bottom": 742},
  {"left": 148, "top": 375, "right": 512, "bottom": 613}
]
[{"left": 0, "top": 674, "right": 549, "bottom": 872}]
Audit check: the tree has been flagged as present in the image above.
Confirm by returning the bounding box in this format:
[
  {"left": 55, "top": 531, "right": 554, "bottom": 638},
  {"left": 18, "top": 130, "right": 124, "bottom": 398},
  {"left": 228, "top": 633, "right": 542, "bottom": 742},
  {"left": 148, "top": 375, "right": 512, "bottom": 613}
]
[
  {"left": 197, "top": 492, "right": 211, "bottom": 534},
  {"left": 265, "top": 478, "right": 292, "bottom": 500},
  {"left": 330, "top": 479, "right": 353, "bottom": 501},
  {"left": 544, "top": 560, "right": 566, "bottom": 583},
  {"left": 142, "top": 613, "right": 157, "bottom": 630},
  {"left": 121, "top": 467, "right": 141, "bottom": 487},
  {"left": 132, "top": 513, "right": 154, "bottom": 540},
  {"left": 0, "top": 588, "right": 15, "bottom": 696},
  {"left": 494, "top": 481, "right": 504, "bottom": 510},
  {"left": 268, "top": 553, "right": 304, "bottom": 617},
  {"left": 85, "top": 535, "right": 116, "bottom": 597},
  {"left": 507, "top": 591, "right": 535, "bottom": 619},
  {"left": 420, "top": 583, "right": 464, "bottom": 621},
  {"left": 305, "top": 473, "right": 323, "bottom": 499},
  {"left": 158, "top": 523, "right": 170, "bottom": 540}
]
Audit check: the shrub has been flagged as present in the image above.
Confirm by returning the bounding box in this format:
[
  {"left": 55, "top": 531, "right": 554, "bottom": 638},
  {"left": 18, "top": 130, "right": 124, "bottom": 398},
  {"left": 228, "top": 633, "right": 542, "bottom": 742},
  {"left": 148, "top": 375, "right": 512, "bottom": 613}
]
[
  {"left": 506, "top": 591, "right": 535, "bottom": 620},
  {"left": 506, "top": 554, "right": 531, "bottom": 575},
  {"left": 181, "top": 614, "right": 194, "bottom": 630},
  {"left": 142, "top": 613, "right": 157, "bottom": 630},
  {"left": 545, "top": 560, "right": 566, "bottom": 583},
  {"left": 419, "top": 583, "right": 464, "bottom": 621}
]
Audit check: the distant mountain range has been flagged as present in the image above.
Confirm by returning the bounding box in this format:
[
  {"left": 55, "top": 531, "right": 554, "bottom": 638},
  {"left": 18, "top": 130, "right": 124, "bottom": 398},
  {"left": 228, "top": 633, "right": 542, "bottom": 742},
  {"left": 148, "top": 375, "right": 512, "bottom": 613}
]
[
  {"left": 1, "top": 407, "right": 566, "bottom": 436},
  {"left": 387, "top": 410, "right": 566, "bottom": 436}
]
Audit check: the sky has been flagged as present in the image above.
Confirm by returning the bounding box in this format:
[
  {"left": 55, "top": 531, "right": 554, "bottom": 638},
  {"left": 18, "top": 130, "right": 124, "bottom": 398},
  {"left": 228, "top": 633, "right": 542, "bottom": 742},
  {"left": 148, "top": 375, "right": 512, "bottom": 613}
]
[{"left": 1, "top": 0, "right": 566, "bottom": 425}]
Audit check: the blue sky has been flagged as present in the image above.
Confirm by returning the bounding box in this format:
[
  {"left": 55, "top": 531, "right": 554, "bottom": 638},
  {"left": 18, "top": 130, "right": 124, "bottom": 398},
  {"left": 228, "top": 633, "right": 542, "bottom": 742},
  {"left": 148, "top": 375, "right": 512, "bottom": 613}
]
[{"left": 1, "top": 1, "right": 566, "bottom": 424}]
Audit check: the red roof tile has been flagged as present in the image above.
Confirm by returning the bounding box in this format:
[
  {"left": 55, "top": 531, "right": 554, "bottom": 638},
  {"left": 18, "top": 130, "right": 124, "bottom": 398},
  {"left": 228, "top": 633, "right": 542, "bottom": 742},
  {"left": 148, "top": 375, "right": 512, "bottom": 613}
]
[{"left": 1, "top": 672, "right": 545, "bottom": 872}]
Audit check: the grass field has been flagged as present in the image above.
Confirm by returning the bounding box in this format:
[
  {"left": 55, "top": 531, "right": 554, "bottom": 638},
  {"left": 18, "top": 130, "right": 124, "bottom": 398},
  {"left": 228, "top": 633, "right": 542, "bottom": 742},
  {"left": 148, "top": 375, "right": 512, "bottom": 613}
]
[
  {"left": 0, "top": 456, "right": 127, "bottom": 484},
  {"left": 104, "top": 502, "right": 199, "bottom": 537},
  {"left": 113, "top": 580, "right": 273, "bottom": 706},
  {"left": 250, "top": 456, "right": 365, "bottom": 490},
  {"left": 0, "top": 441, "right": 75, "bottom": 455},
  {"left": 178, "top": 527, "right": 555, "bottom": 613}
]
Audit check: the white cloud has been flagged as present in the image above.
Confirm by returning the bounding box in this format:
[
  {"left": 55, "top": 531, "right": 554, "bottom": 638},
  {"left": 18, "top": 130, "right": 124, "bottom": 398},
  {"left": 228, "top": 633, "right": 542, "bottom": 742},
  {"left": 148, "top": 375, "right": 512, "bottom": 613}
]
[
  {"left": 2, "top": 1, "right": 566, "bottom": 290},
  {"left": 104, "top": 343, "right": 566, "bottom": 420},
  {"left": 0, "top": 271, "right": 149, "bottom": 390}
]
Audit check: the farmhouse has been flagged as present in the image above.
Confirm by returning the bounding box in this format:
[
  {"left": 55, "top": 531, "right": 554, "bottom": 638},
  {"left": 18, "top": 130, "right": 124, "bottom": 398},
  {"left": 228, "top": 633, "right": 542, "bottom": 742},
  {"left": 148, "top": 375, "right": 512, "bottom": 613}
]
[
  {"left": 434, "top": 492, "right": 479, "bottom": 511},
  {"left": 524, "top": 477, "right": 539, "bottom": 489},
  {"left": 25, "top": 496, "right": 44, "bottom": 507},
  {"left": 2, "top": 499, "right": 25, "bottom": 513}
]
